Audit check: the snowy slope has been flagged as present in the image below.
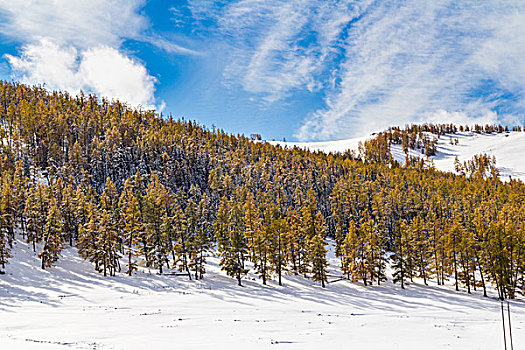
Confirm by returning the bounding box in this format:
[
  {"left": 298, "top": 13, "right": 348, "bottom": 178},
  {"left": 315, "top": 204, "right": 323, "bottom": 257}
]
[
  {"left": 273, "top": 132, "right": 525, "bottom": 182},
  {"left": 269, "top": 135, "right": 372, "bottom": 154},
  {"left": 419, "top": 132, "right": 525, "bottom": 181},
  {"left": 1, "top": 239, "right": 524, "bottom": 350}
]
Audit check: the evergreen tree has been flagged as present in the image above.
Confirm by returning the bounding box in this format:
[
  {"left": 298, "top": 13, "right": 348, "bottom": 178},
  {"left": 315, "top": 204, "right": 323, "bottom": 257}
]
[
  {"left": 300, "top": 189, "right": 326, "bottom": 277},
  {"left": 341, "top": 220, "right": 359, "bottom": 281},
  {"left": 39, "top": 200, "right": 63, "bottom": 269},
  {"left": 0, "top": 179, "right": 15, "bottom": 248},
  {"left": 95, "top": 210, "right": 120, "bottom": 276},
  {"left": 0, "top": 211, "right": 11, "bottom": 273},
  {"left": 308, "top": 234, "right": 328, "bottom": 288},
  {"left": 215, "top": 197, "right": 248, "bottom": 286},
  {"left": 182, "top": 198, "right": 199, "bottom": 278},
  {"left": 269, "top": 215, "right": 288, "bottom": 286},
  {"left": 243, "top": 193, "right": 260, "bottom": 265},
  {"left": 77, "top": 202, "right": 99, "bottom": 270},
  {"left": 122, "top": 195, "right": 141, "bottom": 275},
  {"left": 172, "top": 204, "right": 191, "bottom": 278},
  {"left": 254, "top": 205, "right": 272, "bottom": 284},
  {"left": 60, "top": 184, "right": 77, "bottom": 246},
  {"left": 143, "top": 174, "right": 170, "bottom": 274},
  {"left": 392, "top": 219, "right": 409, "bottom": 288},
  {"left": 285, "top": 208, "right": 301, "bottom": 275},
  {"left": 24, "top": 185, "right": 48, "bottom": 252},
  {"left": 447, "top": 218, "right": 463, "bottom": 291},
  {"left": 410, "top": 217, "right": 430, "bottom": 285},
  {"left": 190, "top": 194, "right": 212, "bottom": 279}
]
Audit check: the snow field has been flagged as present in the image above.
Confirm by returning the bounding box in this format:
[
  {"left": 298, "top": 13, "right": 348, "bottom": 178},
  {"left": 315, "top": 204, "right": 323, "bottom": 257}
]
[
  {"left": 274, "top": 131, "right": 525, "bottom": 182},
  {"left": 1, "top": 238, "right": 524, "bottom": 349}
]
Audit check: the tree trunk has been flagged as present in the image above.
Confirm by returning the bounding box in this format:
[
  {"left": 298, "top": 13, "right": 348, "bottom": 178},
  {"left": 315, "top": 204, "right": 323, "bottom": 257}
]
[
  {"left": 128, "top": 233, "right": 133, "bottom": 276},
  {"left": 277, "top": 233, "right": 282, "bottom": 286},
  {"left": 453, "top": 249, "right": 458, "bottom": 291}
]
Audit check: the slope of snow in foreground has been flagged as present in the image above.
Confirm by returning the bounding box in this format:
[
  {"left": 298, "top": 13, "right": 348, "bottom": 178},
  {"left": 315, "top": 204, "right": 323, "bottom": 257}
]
[
  {"left": 1, "top": 240, "right": 524, "bottom": 349},
  {"left": 273, "top": 132, "right": 525, "bottom": 182}
]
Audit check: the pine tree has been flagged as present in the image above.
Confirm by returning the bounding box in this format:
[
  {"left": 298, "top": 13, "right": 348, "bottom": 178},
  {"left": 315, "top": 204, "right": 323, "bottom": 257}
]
[
  {"left": 308, "top": 234, "right": 328, "bottom": 288},
  {"left": 285, "top": 208, "right": 301, "bottom": 275},
  {"left": 190, "top": 194, "right": 212, "bottom": 279},
  {"left": 95, "top": 210, "right": 120, "bottom": 277},
  {"left": 301, "top": 189, "right": 324, "bottom": 240},
  {"left": 98, "top": 179, "right": 122, "bottom": 275},
  {"left": 119, "top": 179, "right": 143, "bottom": 276},
  {"left": 24, "top": 185, "right": 48, "bottom": 252},
  {"left": 39, "top": 200, "right": 63, "bottom": 269},
  {"left": 172, "top": 203, "right": 191, "bottom": 278},
  {"left": 11, "top": 161, "right": 27, "bottom": 237},
  {"left": 269, "top": 215, "right": 288, "bottom": 286},
  {"left": 77, "top": 202, "right": 99, "bottom": 270},
  {"left": 191, "top": 225, "right": 211, "bottom": 279},
  {"left": 427, "top": 210, "right": 445, "bottom": 285},
  {"left": 254, "top": 205, "right": 272, "bottom": 284},
  {"left": 143, "top": 174, "right": 170, "bottom": 274},
  {"left": 472, "top": 208, "right": 488, "bottom": 296},
  {"left": 121, "top": 195, "right": 141, "bottom": 275},
  {"left": 243, "top": 193, "right": 260, "bottom": 265},
  {"left": 300, "top": 189, "right": 325, "bottom": 278},
  {"left": 359, "top": 213, "right": 387, "bottom": 285},
  {"left": 447, "top": 218, "right": 462, "bottom": 291},
  {"left": 182, "top": 198, "right": 199, "bottom": 278},
  {"left": 74, "top": 185, "right": 90, "bottom": 233},
  {"left": 392, "top": 219, "right": 409, "bottom": 288},
  {"left": 410, "top": 217, "right": 430, "bottom": 285},
  {"left": 341, "top": 220, "right": 359, "bottom": 281},
  {"left": 215, "top": 197, "right": 248, "bottom": 286},
  {"left": 0, "top": 180, "right": 15, "bottom": 248},
  {"left": 60, "top": 184, "right": 78, "bottom": 246},
  {"left": 0, "top": 210, "right": 11, "bottom": 272}
]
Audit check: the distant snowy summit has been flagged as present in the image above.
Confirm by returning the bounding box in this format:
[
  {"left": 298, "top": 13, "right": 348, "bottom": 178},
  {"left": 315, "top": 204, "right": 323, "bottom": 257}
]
[{"left": 271, "top": 131, "right": 525, "bottom": 182}]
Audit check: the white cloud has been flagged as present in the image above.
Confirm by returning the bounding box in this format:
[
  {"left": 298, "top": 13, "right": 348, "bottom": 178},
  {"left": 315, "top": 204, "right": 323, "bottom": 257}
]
[
  {"left": 191, "top": 0, "right": 362, "bottom": 103},
  {"left": 80, "top": 47, "right": 156, "bottom": 107},
  {"left": 0, "top": 0, "right": 146, "bottom": 48},
  {"left": 191, "top": 0, "right": 525, "bottom": 140},
  {"left": 6, "top": 39, "right": 80, "bottom": 92},
  {"left": 141, "top": 35, "right": 201, "bottom": 56},
  {"left": 303, "top": 1, "right": 525, "bottom": 139},
  {"left": 295, "top": 0, "right": 525, "bottom": 140},
  {"left": 0, "top": 0, "right": 193, "bottom": 109},
  {"left": 6, "top": 40, "right": 156, "bottom": 107},
  {"left": 472, "top": 11, "right": 525, "bottom": 101}
]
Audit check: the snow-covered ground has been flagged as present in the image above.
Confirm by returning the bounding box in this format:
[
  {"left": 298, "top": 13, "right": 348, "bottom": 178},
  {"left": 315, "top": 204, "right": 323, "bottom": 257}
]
[
  {"left": 392, "top": 132, "right": 525, "bottom": 181},
  {"left": 269, "top": 135, "right": 372, "bottom": 154},
  {"left": 273, "top": 132, "right": 525, "bottom": 182},
  {"left": 1, "top": 239, "right": 523, "bottom": 349}
]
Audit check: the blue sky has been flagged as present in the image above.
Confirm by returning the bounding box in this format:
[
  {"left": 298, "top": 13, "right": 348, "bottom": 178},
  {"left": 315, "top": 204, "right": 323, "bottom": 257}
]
[{"left": 0, "top": 1, "right": 524, "bottom": 141}]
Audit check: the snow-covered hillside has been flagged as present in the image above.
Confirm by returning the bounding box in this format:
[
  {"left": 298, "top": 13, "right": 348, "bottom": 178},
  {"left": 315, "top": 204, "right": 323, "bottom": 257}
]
[
  {"left": 268, "top": 135, "right": 372, "bottom": 154},
  {"left": 273, "top": 132, "right": 525, "bottom": 182},
  {"left": 1, "top": 240, "right": 523, "bottom": 350}
]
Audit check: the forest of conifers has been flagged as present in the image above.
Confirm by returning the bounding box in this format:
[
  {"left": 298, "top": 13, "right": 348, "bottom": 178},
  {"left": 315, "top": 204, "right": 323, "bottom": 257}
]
[{"left": 0, "top": 81, "right": 523, "bottom": 300}]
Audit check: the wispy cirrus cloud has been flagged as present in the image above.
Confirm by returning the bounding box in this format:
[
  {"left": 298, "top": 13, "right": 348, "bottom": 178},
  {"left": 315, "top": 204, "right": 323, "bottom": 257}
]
[
  {"left": 298, "top": 1, "right": 525, "bottom": 140},
  {"left": 189, "top": 0, "right": 525, "bottom": 140},
  {"left": 190, "top": 0, "right": 364, "bottom": 103}
]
